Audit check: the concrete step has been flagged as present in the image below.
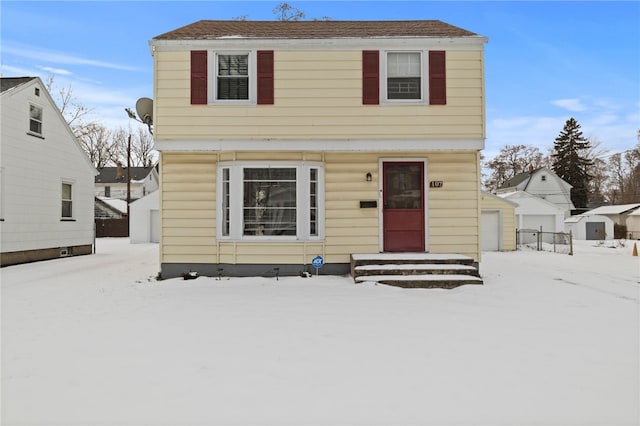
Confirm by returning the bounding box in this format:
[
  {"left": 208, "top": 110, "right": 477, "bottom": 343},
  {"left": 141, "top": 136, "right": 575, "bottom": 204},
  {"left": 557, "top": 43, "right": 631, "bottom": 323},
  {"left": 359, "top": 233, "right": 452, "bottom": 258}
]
[
  {"left": 350, "top": 253, "right": 483, "bottom": 289},
  {"left": 354, "top": 263, "right": 480, "bottom": 277},
  {"left": 354, "top": 274, "right": 483, "bottom": 289}
]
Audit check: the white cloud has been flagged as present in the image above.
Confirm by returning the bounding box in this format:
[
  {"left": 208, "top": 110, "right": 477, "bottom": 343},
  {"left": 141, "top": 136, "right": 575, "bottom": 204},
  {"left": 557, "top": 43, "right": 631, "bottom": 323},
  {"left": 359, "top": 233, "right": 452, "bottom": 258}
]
[
  {"left": 551, "top": 98, "right": 588, "bottom": 112},
  {"left": 2, "top": 42, "right": 143, "bottom": 72},
  {"left": 40, "top": 66, "right": 72, "bottom": 76}
]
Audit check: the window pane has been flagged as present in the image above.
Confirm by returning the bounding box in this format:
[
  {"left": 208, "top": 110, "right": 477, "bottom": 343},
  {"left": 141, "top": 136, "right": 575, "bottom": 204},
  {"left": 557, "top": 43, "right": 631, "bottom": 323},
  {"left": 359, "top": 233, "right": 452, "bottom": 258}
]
[
  {"left": 62, "top": 201, "right": 72, "bottom": 218},
  {"left": 217, "top": 77, "right": 249, "bottom": 100},
  {"left": 222, "top": 168, "right": 230, "bottom": 236},
  {"left": 218, "top": 55, "right": 248, "bottom": 76},
  {"left": 388, "top": 52, "right": 421, "bottom": 77},
  {"left": 62, "top": 183, "right": 72, "bottom": 199},
  {"left": 309, "top": 168, "right": 318, "bottom": 236},
  {"left": 29, "top": 120, "right": 42, "bottom": 134},
  {"left": 243, "top": 168, "right": 296, "bottom": 236},
  {"left": 30, "top": 105, "right": 42, "bottom": 120},
  {"left": 388, "top": 78, "right": 421, "bottom": 100}
]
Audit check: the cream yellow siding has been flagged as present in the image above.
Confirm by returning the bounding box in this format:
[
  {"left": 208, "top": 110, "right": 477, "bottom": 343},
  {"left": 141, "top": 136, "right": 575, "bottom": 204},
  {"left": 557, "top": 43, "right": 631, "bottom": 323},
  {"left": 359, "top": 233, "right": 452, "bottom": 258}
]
[
  {"left": 154, "top": 50, "right": 484, "bottom": 140},
  {"left": 159, "top": 151, "right": 481, "bottom": 267}
]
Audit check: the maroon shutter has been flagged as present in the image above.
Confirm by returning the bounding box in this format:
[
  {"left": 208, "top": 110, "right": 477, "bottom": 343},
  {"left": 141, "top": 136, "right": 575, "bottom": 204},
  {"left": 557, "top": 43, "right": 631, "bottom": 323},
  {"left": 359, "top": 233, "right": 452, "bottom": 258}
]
[
  {"left": 191, "top": 50, "right": 208, "bottom": 105},
  {"left": 429, "top": 51, "right": 446, "bottom": 105},
  {"left": 362, "top": 50, "right": 379, "bottom": 105},
  {"left": 257, "top": 50, "right": 274, "bottom": 105}
]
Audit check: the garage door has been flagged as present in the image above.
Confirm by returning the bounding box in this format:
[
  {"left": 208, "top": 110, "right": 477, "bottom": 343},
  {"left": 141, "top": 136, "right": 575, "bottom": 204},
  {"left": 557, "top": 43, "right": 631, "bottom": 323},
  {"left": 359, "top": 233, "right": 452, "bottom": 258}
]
[
  {"left": 481, "top": 210, "right": 500, "bottom": 251},
  {"left": 521, "top": 215, "right": 556, "bottom": 243}
]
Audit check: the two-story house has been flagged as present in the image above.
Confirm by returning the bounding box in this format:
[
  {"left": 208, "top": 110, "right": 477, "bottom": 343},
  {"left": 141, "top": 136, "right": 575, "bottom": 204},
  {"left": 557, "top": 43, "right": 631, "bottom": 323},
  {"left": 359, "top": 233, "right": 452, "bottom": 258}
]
[
  {"left": 94, "top": 163, "right": 159, "bottom": 201},
  {"left": 1, "top": 77, "right": 97, "bottom": 266},
  {"left": 496, "top": 167, "right": 575, "bottom": 214},
  {"left": 149, "top": 20, "right": 488, "bottom": 279}
]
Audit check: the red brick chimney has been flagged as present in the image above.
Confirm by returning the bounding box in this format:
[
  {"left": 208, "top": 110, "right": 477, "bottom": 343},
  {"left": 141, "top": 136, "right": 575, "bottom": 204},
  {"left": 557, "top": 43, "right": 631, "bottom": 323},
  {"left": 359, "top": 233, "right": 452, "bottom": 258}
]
[{"left": 116, "top": 162, "right": 123, "bottom": 180}]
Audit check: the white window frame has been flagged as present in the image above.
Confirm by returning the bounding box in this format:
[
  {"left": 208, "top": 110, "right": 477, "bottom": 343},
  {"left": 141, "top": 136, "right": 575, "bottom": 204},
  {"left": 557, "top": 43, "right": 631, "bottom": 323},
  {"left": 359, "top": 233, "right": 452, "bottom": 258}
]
[
  {"left": 209, "top": 51, "right": 256, "bottom": 105},
  {"left": 61, "top": 179, "right": 74, "bottom": 220},
  {"left": 381, "top": 50, "right": 427, "bottom": 104},
  {"left": 217, "top": 161, "right": 325, "bottom": 241},
  {"left": 29, "top": 103, "right": 44, "bottom": 136}
]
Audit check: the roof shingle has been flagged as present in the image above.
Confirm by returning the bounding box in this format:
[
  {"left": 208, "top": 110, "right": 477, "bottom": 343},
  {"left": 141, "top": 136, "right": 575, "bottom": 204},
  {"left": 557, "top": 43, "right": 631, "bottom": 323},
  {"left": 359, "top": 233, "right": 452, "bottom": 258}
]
[{"left": 153, "top": 20, "right": 478, "bottom": 40}]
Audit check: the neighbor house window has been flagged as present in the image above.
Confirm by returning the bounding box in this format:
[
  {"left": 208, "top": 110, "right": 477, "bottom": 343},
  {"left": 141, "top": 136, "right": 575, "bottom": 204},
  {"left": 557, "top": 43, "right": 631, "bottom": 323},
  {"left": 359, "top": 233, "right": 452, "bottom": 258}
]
[
  {"left": 217, "top": 53, "right": 249, "bottom": 100},
  {"left": 104, "top": 186, "right": 111, "bottom": 197},
  {"left": 218, "top": 162, "right": 324, "bottom": 240},
  {"left": 61, "top": 182, "right": 73, "bottom": 219},
  {"left": 29, "top": 104, "right": 43, "bottom": 135}
]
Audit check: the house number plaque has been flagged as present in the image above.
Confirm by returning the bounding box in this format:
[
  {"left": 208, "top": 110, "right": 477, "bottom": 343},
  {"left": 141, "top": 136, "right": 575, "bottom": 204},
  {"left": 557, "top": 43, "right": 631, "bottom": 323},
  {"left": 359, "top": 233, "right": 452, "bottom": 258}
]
[{"left": 429, "top": 181, "right": 444, "bottom": 188}]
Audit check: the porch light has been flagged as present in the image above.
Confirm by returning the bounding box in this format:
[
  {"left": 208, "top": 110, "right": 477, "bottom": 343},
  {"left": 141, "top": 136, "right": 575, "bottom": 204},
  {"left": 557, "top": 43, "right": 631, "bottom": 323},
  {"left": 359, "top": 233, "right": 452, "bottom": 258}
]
[{"left": 366, "top": 172, "right": 372, "bottom": 182}]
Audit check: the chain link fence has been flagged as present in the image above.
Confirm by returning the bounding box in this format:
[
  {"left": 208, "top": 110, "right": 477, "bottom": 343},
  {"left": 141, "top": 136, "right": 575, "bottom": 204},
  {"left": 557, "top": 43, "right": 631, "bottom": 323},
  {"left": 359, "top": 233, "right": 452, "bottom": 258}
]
[{"left": 517, "top": 229, "right": 573, "bottom": 255}]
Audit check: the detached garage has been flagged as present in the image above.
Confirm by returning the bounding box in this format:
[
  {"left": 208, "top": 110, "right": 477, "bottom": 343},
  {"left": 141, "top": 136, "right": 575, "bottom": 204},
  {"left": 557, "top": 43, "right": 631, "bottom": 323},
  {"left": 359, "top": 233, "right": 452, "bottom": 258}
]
[
  {"left": 480, "top": 191, "right": 516, "bottom": 251},
  {"left": 497, "top": 191, "right": 566, "bottom": 244},
  {"left": 130, "top": 191, "right": 159, "bottom": 244},
  {"left": 564, "top": 214, "right": 614, "bottom": 240}
]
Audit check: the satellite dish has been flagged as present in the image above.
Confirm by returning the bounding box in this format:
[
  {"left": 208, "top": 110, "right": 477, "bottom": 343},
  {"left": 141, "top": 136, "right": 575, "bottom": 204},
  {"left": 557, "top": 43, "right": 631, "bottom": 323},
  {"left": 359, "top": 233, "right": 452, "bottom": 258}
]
[{"left": 135, "top": 97, "right": 153, "bottom": 126}]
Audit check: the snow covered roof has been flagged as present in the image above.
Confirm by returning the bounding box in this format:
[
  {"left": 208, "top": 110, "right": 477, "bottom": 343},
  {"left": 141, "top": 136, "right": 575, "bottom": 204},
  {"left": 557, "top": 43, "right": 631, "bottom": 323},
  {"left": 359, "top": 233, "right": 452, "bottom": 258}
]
[
  {"left": 97, "top": 196, "right": 128, "bottom": 214},
  {"left": 586, "top": 204, "right": 640, "bottom": 215}
]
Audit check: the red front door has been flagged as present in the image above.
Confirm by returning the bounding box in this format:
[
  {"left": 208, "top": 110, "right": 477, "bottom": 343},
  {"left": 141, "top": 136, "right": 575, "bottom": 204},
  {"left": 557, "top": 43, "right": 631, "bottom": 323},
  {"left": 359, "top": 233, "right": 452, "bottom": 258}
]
[{"left": 383, "top": 162, "right": 425, "bottom": 252}]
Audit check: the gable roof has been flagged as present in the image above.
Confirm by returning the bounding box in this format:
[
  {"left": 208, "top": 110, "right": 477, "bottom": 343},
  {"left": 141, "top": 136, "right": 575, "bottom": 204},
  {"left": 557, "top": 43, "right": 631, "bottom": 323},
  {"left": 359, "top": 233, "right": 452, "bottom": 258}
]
[
  {"left": 499, "top": 167, "right": 572, "bottom": 191},
  {"left": 1, "top": 77, "right": 37, "bottom": 94},
  {"left": 153, "top": 20, "right": 478, "bottom": 40},
  {"left": 95, "top": 166, "right": 156, "bottom": 184},
  {"left": 586, "top": 203, "right": 640, "bottom": 216}
]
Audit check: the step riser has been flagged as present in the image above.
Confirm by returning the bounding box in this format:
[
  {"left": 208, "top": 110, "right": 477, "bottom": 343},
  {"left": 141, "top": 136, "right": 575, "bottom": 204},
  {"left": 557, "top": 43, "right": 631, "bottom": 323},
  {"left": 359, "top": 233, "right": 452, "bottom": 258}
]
[
  {"left": 373, "top": 280, "right": 483, "bottom": 289},
  {"left": 356, "top": 269, "right": 480, "bottom": 277}
]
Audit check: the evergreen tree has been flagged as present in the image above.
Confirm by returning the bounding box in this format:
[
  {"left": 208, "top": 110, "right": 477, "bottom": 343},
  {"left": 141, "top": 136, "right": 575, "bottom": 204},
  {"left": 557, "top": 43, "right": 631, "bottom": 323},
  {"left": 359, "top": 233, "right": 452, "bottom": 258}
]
[{"left": 551, "top": 118, "right": 593, "bottom": 209}]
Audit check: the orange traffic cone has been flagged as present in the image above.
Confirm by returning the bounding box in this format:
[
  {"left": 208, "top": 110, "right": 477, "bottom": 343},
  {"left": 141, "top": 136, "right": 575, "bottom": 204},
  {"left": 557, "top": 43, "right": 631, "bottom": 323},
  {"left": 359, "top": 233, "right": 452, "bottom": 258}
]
[{"left": 633, "top": 242, "right": 638, "bottom": 257}]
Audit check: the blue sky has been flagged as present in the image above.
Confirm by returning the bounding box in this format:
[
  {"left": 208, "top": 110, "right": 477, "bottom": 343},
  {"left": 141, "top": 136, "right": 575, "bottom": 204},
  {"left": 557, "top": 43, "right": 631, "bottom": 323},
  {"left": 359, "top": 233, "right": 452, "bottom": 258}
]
[{"left": 1, "top": 1, "right": 638, "bottom": 159}]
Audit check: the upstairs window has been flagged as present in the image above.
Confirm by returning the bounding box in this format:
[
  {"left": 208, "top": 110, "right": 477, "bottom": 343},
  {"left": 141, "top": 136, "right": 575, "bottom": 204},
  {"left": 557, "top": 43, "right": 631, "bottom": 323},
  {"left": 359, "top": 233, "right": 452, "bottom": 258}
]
[
  {"left": 29, "top": 104, "right": 43, "bottom": 136},
  {"left": 387, "top": 52, "right": 421, "bottom": 100},
  {"left": 191, "top": 50, "right": 274, "bottom": 105},
  {"left": 217, "top": 54, "right": 249, "bottom": 100},
  {"left": 363, "top": 50, "right": 446, "bottom": 105}
]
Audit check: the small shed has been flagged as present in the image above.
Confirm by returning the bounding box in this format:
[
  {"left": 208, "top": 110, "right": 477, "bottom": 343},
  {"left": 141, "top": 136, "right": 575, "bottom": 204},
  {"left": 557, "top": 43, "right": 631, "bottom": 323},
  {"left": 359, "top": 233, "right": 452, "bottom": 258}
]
[
  {"left": 130, "top": 191, "right": 159, "bottom": 243},
  {"left": 564, "top": 214, "right": 614, "bottom": 240},
  {"left": 480, "top": 191, "right": 516, "bottom": 251}
]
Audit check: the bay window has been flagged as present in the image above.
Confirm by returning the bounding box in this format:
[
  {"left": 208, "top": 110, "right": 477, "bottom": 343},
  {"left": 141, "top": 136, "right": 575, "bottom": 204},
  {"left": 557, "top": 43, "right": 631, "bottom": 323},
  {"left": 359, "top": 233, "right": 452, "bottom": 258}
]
[{"left": 218, "top": 162, "right": 324, "bottom": 240}]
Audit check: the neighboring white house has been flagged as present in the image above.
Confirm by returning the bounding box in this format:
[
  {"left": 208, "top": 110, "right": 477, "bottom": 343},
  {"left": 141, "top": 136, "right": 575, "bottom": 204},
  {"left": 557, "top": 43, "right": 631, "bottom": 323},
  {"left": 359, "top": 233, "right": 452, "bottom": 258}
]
[
  {"left": 626, "top": 208, "right": 640, "bottom": 240},
  {"left": 129, "top": 191, "right": 159, "bottom": 243},
  {"left": 564, "top": 214, "right": 614, "bottom": 240},
  {"left": 496, "top": 167, "right": 574, "bottom": 215},
  {"left": 497, "top": 190, "right": 566, "bottom": 243},
  {"left": 94, "top": 164, "right": 159, "bottom": 201},
  {"left": 480, "top": 191, "right": 516, "bottom": 252},
  {"left": 1, "top": 77, "right": 97, "bottom": 266}
]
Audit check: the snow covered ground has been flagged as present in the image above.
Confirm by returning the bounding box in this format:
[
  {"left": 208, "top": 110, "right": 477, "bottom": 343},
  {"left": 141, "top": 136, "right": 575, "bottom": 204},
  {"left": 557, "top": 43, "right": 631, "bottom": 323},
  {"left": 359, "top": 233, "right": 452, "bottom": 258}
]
[{"left": 2, "top": 238, "right": 639, "bottom": 425}]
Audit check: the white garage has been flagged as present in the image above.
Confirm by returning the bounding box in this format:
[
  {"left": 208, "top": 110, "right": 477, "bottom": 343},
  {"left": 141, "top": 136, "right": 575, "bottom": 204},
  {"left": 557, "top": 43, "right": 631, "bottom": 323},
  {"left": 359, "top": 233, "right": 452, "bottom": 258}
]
[
  {"left": 480, "top": 191, "right": 516, "bottom": 251},
  {"left": 497, "top": 191, "right": 567, "bottom": 244},
  {"left": 130, "top": 191, "right": 159, "bottom": 244}
]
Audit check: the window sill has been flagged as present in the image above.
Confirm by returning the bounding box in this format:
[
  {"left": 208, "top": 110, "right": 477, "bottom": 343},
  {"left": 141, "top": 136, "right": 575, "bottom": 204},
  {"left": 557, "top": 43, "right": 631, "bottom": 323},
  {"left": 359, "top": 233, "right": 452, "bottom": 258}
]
[
  {"left": 60, "top": 218, "right": 76, "bottom": 222},
  {"left": 27, "top": 132, "right": 45, "bottom": 140}
]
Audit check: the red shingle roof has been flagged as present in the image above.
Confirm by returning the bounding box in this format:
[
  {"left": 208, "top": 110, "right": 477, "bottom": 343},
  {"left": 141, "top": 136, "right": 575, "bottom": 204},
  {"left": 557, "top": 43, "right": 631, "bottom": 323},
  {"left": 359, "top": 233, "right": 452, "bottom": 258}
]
[{"left": 153, "top": 20, "right": 478, "bottom": 40}]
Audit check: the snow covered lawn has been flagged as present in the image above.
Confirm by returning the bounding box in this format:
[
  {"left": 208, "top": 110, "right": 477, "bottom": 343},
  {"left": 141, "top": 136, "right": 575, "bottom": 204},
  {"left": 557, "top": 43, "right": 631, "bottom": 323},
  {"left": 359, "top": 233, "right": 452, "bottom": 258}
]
[{"left": 2, "top": 238, "right": 639, "bottom": 425}]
